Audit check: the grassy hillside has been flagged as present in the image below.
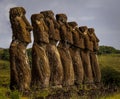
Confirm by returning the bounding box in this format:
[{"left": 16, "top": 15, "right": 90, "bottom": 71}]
[
  {"left": 99, "top": 54, "right": 120, "bottom": 70},
  {"left": 0, "top": 53, "right": 120, "bottom": 98}
]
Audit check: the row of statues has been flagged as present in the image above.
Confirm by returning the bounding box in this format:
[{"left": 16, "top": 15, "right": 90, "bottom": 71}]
[{"left": 9, "top": 7, "right": 101, "bottom": 92}]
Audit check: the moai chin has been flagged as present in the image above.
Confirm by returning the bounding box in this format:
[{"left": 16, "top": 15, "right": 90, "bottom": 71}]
[
  {"left": 31, "top": 13, "right": 50, "bottom": 88},
  {"left": 56, "top": 14, "right": 75, "bottom": 86},
  {"left": 88, "top": 28, "right": 101, "bottom": 85},
  {"left": 9, "top": 7, "right": 32, "bottom": 92},
  {"left": 40, "top": 11, "right": 63, "bottom": 87},
  {"left": 68, "top": 21, "right": 84, "bottom": 86}
]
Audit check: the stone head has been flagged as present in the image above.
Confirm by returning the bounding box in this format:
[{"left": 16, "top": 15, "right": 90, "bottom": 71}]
[
  {"left": 31, "top": 14, "right": 44, "bottom": 25},
  {"left": 56, "top": 14, "right": 67, "bottom": 23},
  {"left": 79, "top": 26, "right": 88, "bottom": 33},
  {"left": 40, "top": 10, "right": 54, "bottom": 19},
  {"left": 9, "top": 7, "right": 32, "bottom": 43},
  {"left": 68, "top": 21, "right": 78, "bottom": 28},
  {"left": 88, "top": 28, "right": 94, "bottom": 34}
]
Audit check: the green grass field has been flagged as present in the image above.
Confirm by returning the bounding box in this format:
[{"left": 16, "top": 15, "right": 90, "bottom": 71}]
[{"left": 0, "top": 54, "right": 120, "bottom": 99}]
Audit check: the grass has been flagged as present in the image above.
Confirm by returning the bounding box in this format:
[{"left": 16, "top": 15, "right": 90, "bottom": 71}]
[
  {"left": 98, "top": 54, "right": 120, "bottom": 70},
  {"left": 0, "top": 54, "right": 120, "bottom": 98},
  {"left": 100, "top": 92, "right": 120, "bottom": 99}
]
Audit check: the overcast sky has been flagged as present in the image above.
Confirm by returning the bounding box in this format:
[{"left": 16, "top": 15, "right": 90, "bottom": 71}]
[{"left": 0, "top": 0, "right": 120, "bottom": 49}]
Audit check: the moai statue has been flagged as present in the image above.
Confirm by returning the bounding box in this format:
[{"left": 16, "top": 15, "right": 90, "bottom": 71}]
[
  {"left": 88, "top": 28, "right": 101, "bottom": 86},
  {"left": 68, "top": 22, "right": 84, "bottom": 87},
  {"left": 56, "top": 14, "right": 74, "bottom": 87},
  {"left": 9, "top": 7, "right": 32, "bottom": 91},
  {"left": 40, "top": 10, "right": 63, "bottom": 87},
  {"left": 79, "top": 26, "right": 95, "bottom": 88},
  {"left": 31, "top": 14, "right": 50, "bottom": 89}
]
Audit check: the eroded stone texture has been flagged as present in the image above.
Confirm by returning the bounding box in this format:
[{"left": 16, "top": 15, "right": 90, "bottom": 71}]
[
  {"left": 31, "top": 14, "right": 50, "bottom": 88},
  {"left": 40, "top": 11, "right": 63, "bottom": 87},
  {"left": 79, "top": 26, "right": 94, "bottom": 84},
  {"left": 68, "top": 22, "right": 84, "bottom": 85},
  {"left": 88, "top": 28, "right": 101, "bottom": 84},
  {"left": 56, "top": 14, "right": 74, "bottom": 86},
  {"left": 9, "top": 7, "right": 32, "bottom": 91}
]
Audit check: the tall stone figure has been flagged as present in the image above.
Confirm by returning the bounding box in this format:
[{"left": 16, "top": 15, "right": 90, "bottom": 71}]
[
  {"left": 56, "top": 14, "right": 74, "bottom": 86},
  {"left": 9, "top": 7, "right": 32, "bottom": 91},
  {"left": 31, "top": 14, "right": 50, "bottom": 88},
  {"left": 40, "top": 11, "right": 63, "bottom": 87},
  {"left": 79, "top": 26, "right": 94, "bottom": 87},
  {"left": 68, "top": 22, "right": 84, "bottom": 86},
  {"left": 88, "top": 28, "right": 101, "bottom": 85}
]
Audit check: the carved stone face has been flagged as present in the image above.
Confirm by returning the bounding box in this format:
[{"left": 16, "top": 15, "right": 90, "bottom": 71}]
[
  {"left": 31, "top": 14, "right": 49, "bottom": 43},
  {"left": 56, "top": 14, "right": 67, "bottom": 23},
  {"left": 88, "top": 28, "right": 94, "bottom": 34},
  {"left": 79, "top": 26, "right": 88, "bottom": 33},
  {"left": 10, "top": 7, "right": 32, "bottom": 43}
]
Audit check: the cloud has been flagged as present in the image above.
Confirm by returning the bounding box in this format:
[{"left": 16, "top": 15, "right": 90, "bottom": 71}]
[
  {"left": 78, "top": 16, "right": 95, "bottom": 21},
  {"left": 5, "top": 4, "right": 17, "bottom": 21},
  {"left": 85, "top": 0, "right": 103, "bottom": 8}
]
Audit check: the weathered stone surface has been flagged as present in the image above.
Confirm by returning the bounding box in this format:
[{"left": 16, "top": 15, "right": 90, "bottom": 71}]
[
  {"left": 79, "top": 26, "right": 94, "bottom": 84},
  {"left": 31, "top": 14, "right": 49, "bottom": 43},
  {"left": 88, "top": 28, "right": 101, "bottom": 84},
  {"left": 68, "top": 22, "right": 84, "bottom": 85},
  {"left": 31, "top": 14, "right": 50, "bottom": 88},
  {"left": 31, "top": 43, "right": 50, "bottom": 88},
  {"left": 40, "top": 10, "right": 61, "bottom": 41},
  {"left": 69, "top": 47, "right": 84, "bottom": 85},
  {"left": 56, "top": 14, "right": 74, "bottom": 86},
  {"left": 40, "top": 11, "right": 63, "bottom": 87},
  {"left": 46, "top": 44, "right": 63, "bottom": 86},
  {"left": 56, "top": 14, "right": 73, "bottom": 44},
  {"left": 9, "top": 7, "right": 32, "bottom": 91}
]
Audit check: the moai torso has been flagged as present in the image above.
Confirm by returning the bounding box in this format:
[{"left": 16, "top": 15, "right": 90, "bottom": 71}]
[{"left": 9, "top": 7, "right": 32, "bottom": 91}]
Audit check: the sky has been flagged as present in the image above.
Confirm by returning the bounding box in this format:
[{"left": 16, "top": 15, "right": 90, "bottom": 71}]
[{"left": 0, "top": 0, "right": 120, "bottom": 49}]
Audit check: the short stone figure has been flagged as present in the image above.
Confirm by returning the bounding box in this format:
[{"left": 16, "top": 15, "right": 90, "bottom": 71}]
[
  {"left": 9, "top": 7, "right": 32, "bottom": 91},
  {"left": 79, "top": 26, "right": 94, "bottom": 86},
  {"left": 40, "top": 11, "right": 63, "bottom": 87},
  {"left": 31, "top": 14, "right": 50, "bottom": 88},
  {"left": 56, "top": 14, "right": 74, "bottom": 86},
  {"left": 88, "top": 28, "right": 101, "bottom": 85},
  {"left": 68, "top": 22, "right": 84, "bottom": 86}
]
